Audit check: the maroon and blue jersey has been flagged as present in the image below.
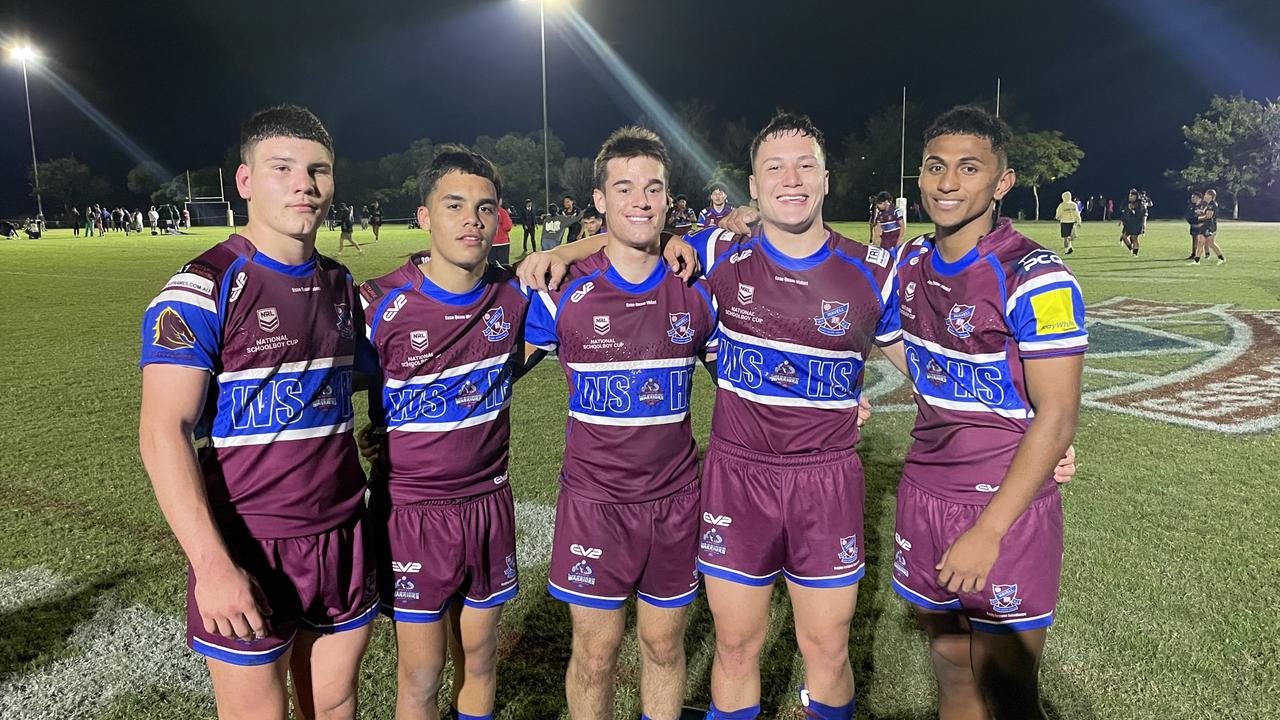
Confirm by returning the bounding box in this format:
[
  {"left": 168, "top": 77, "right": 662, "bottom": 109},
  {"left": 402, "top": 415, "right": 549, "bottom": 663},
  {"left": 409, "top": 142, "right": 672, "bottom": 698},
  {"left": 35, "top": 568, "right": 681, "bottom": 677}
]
[
  {"left": 139, "top": 234, "right": 367, "bottom": 539},
  {"left": 688, "top": 226, "right": 900, "bottom": 455},
  {"left": 525, "top": 249, "right": 716, "bottom": 504},
  {"left": 874, "top": 206, "right": 905, "bottom": 247},
  {"left": 893, "top": 220, "right": 1088, "bottom": 502},
  {"left": 361, "top": 256, "right": 531, "bottom": 505},
  {"left": 698, "top": 204, "right": 733, "bottom": 228}
]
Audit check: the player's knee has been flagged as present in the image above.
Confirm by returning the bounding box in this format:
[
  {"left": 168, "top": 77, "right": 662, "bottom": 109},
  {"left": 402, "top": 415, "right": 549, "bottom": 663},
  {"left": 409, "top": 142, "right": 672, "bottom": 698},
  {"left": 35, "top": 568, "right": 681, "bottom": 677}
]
[
  {"left": 637, "top": 628, "right": 683, "bottom": 669},
  {"left": 304, "top": 686, "right": 359, "bottom": 720},
  {"left": 397, "top": 660, "right": 444, "bottom": 699},
  {"left": 460, "top": 642, "right": 498, "bottom": 679},
  {"left": 572, "top": 634, "right": 622, "bottom": 679},
  {"left": 795, "top": 625, "right": 851, "bottom": 671},
  {"left": 713, "top": 626, "right": 765, "bottom": 667}
]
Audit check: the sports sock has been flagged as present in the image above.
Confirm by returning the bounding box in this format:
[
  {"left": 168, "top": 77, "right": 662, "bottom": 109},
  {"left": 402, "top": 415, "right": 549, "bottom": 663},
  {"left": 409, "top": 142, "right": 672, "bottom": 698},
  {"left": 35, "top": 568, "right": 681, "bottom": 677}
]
[
  {"left": 705, "top": 702, "right": 761, "bottom": 719},
  {"left": 456, "top": 712, "right": 492, "bottom": 720},
  {"left": 799, "top": 686, "right": 855, "bottom": 720}
]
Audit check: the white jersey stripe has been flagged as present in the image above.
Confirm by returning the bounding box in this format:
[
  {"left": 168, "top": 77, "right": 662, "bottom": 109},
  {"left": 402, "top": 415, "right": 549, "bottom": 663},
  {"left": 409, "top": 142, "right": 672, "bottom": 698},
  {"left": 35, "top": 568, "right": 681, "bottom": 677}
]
[
  {"left": 916, "top": 393, "right": 1030, "bottom": 419},
  {"left": 147, "top": 289, "right": 216, "bottom": 313},
  {"left": 716, "top": 378, "right": 858, "bottom": 410},
  {"left": 718, "top": 325, "right": 863, "bottom": 361},
  {"left": 211, "top": 420, "right": 354, "bottom": 447},
  {"left": 1019, "top": 336, "right": 1089, "bottom": 352},
  {"left": 217, "top": 355, "right": 353, "bottom": 383},
  {"left": 383, "top": 353, "right": 512, "bottom": 390},
  {"left": 391, "top": 405, "right": 509, "bottom": 433},
  {"left": 901, "top": 331, "right": 1007, "bottom": 364},
  {"left": 566, "top": 356, "right": 696, "bottom": 373},
  {"left": 567, "top": 410, "right": 689, "bottom": 427}
]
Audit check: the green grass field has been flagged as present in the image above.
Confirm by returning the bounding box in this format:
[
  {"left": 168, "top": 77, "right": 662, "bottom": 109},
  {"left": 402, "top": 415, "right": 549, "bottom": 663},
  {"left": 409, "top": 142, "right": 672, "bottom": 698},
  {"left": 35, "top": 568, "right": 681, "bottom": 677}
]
[{"left": 1, "top": 219, "right": 1278, "bottom": 719}]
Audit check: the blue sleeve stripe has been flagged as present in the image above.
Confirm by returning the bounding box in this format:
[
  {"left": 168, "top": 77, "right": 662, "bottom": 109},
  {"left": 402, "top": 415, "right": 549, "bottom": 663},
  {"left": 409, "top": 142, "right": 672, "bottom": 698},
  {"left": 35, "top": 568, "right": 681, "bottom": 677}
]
[
  {"left": 368, "top": 285, "right": 412, "bottom": 341},
  {"left": 217, "top": 256, "right": 249, "bottom": 319},
  {"left": 832, "top": 249, "right": 884, "bottom": 311}
]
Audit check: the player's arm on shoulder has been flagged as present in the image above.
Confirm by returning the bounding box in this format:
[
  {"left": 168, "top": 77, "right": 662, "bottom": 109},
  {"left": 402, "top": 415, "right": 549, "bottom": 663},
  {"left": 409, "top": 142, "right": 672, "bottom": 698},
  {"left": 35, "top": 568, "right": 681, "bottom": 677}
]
[
  {"left": 516, "top": 234, "right": 607, "bottom": 291},
  {"left": 717, "top": 205, "right": 760, "bottom": 236},
  {"left": 935, "top": 353, "right": 1083, "bottom": 594},
  {"left": 138, "top": 365, "right": 272, "bottom": 642},
  {"left": 660, "top": 232, "right": 702, "bottom": 283}
]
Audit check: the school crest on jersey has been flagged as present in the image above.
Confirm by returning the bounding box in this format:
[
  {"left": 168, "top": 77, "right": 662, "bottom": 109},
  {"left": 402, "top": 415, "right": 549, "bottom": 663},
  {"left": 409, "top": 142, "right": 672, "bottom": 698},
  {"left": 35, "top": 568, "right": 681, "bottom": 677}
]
[
  {"left": 990, "top": 584, "right": 1023, "bottom": 614},
  {"left": 667, "top": 312, "right": 694, "bottom": 344},
  {"left": 482, "top": 306, "right": 511, "bottom": 341},
  {"left": 837, "top": 535, "right": 859, "bottom": 565},
  {"left": 946, "top": 303, "right": 976, "bottom": 339},
  {"left": 815, "top": 300, "right": 851, "bottom": 337},
  {"left": 334, "top": 303, "right": 354, "bottom": 339}
]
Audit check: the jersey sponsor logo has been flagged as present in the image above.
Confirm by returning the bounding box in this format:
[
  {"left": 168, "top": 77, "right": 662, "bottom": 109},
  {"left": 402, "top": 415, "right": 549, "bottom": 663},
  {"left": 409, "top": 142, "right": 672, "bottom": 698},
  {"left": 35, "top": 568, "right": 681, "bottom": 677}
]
[
  {"left": 729, "top": 248, "right": 753, "bottom": 264},
  {"left": 482, "top": 306, "right": 511, "bottom": 341},
  {"left": 989, "top": 583, "right": 1023, "bottom": 614},
  {"left": 814, "top": 300, "right": 851, "bottom": 337},
  {"left": 593, "top": 315, "right": 611, "bottom": 335},
  {"left": 837, "top": 535, "right": 859, "bottom": 565},
  {"left": 667, "top": 312, "right": 694, "bottom": 344},
  {"left": 1030, "top": 288, "right": 1080, "bottom": 334},
  {"left": 394, "top": 575, "right": 419, "bottom": 601},
  {"left": 702, "top": 512, "right": 732, "bottom": 527},
  {"left": 391, "top": 561, "right": 422, "bottom": 574},
  {"left": 975, "top": 483, "right": 1000, "bottom": 492},
  {"left": 570, "top": 544, "right": 603, "bottom": 559},
  {"left": 570, "top": 281, "right": 595, "bottom": 303},
  {"left": 568, "top": 560, "right": 595, "bottom": 587},
  {"left": 866, "top": 245, "right": 890, "bottom": 267},
  {"left": 894, "top": 549, "right": 909, "bottom": 577},
  {"left": 925, "top": 359, "right": 947, "bottom": 386},
  {"left": 382, "top": 294, "right": 407, "bottom": 322},
  {"left": 894, "top": 532, "right": 912, "bottom": 551},
  {"left": 164, "top": 273, "right": 215, "bottom": 296},
  {"left": 767, "top": 360, "right": 799, "bottom": 387},
  {"left": 737, "top": 283, "right": 754, "bottom": 305},
  {"left": 905, "top": 281, "right": 917, "bottom": 301},
  {"left": 256, "top": 307, "right": 280, "bottom": 333},
  {"left": 334, "top": 302, "right": 354, "bottom": 339},
  {"left": 946, "top": 303, "right": 976, "bottom": 339},
  {"left": 1016, "top": 248, "right": 1065, "bottom": 275},
  {"left": 152, "top": 307, "right": 197, "bottom": 350},
  {"left": 311, "top": 383, "right": 339, "bottom": 410},
  {"left": 455, "top": 380, "right": 484, "bottom": 409},
  {"left": 700, "top": 528, "right": 726, "bottom": 555},
  {"left": 410, "top": 330, "right": 430, "bottom": 352},
  {"left": 638, "top": 378, "right": 665, "bottom": 406},
  {"left": 228, "top": 271, "right": 247, "bottom": 304}
]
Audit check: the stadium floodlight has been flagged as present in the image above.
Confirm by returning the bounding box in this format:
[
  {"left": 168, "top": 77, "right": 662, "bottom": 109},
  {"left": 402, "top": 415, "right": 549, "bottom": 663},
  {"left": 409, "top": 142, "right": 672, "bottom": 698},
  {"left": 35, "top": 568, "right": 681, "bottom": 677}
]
[
  {"left": 8, "top": 42, "right": 45, "bottom": 223},
  {"left": 519, "top": 0, "right": 560, "bottom": 214}
]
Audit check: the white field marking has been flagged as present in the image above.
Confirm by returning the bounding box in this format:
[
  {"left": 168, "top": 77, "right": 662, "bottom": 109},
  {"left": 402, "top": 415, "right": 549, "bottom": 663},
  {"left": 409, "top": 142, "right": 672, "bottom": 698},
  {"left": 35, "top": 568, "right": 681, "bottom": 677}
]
[
  {"left": 0, "top": 569, "right": 212, "bottom": 719},
  {"left": 0, "top": 566, "right": 67, "bottom": 613},
  {"left": 514, "top": 500, "right": 557, "bottom": 568},
  {"left": 1082, "top": 367, "right": 1154, "bottom": 380}
]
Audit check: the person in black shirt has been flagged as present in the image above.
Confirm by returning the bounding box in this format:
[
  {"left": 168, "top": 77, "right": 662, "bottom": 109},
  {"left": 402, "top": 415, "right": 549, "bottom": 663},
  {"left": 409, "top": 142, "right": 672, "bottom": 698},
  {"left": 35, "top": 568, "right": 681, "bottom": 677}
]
[
  {"left": 1183, "top": 191, "right": 1204, "bottom": 261},
  {"left": 521, "top": 198, "right": 539, "bottom": 254},
  {"left": 1118, "top": 189, "right": 1146, "bottom": 256},
  {"left": 337, "top": 203, "right": 363, "bottom": 254},
  {"left": 561, "top": 195, "right": 582, "bottom": 243},
  {"left": 1190, "top": 189, "right": 1225, "bottom": 265},
  {"left": 369, "top": 199, "right": 383, "bottom": 242}
]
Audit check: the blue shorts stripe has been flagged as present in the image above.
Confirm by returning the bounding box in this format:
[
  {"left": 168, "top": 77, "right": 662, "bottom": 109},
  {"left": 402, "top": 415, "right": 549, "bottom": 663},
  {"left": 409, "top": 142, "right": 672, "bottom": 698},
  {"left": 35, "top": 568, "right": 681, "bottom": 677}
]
[
  {"left": 301, "top": 601, "right": 379, "bottom": 634},
  {"left": 636, "top": 586, "right": 699, "bottom": 609},
  {"left": 697, "top": 559, "right": 779, "bottom": 587},
  {"left": 891, "top": 577, "right": 962, "bottom": 611},
  {"left": 783, "top": 564, "right": 865, "bottom": 588},
  {"left": 464, "top": 583, "right": 519, "bottom": 609},
  {"left": 547, "top": 582, "right": 626, "bottom": 610},
  {"left": 383, "top": 601, "right": 448, "bottom": 624},
  {"left": 191, "top": 635, "right": 292, "bottom": 666},
  {"left": 970, "top": 612, "right": 1055, "bottom": 634}
]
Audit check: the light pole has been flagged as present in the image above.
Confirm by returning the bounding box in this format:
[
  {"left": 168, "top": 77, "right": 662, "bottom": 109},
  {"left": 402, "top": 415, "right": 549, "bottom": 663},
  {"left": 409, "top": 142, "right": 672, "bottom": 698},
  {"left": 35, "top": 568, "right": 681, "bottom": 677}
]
[
  {"left": 521, "top": 0, "right": 551, "bottom": 214},
  {"left": 10, "top": 44, "right": 44, "bottom": 223}
]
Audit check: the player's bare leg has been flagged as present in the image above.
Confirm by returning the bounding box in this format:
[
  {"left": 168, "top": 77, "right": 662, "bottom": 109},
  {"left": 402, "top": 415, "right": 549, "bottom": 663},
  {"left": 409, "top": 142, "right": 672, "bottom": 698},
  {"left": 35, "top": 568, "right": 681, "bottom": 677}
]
[
  {"left": 913, "top": 608, "right": 985, "bottom": 720},
  {"left": 971, "top": 627, "right": 1049, "bottom": 720},
  {"left": 787, "top": 580, "right": 858, "bottom": 709},
  {"left": 636, "top": 601, "right": 689, "bottom": 720},
  {"left": 289, "top": 625, "right": 373, "bottom": 720},
  {"left": 207, "top": 655, "right": 291, "bottom": 720},
  {"left": 705, "top": 576, "right": 774, "bottom": 713},
  {"left": 445, "top": 602, "right": 504, "bottom": 718},
  {"left": 393, "top": 618, "right": 450, "bottom": 720},
  {"left": 566, "top": 605, "right": 626, "bottom": 719}
]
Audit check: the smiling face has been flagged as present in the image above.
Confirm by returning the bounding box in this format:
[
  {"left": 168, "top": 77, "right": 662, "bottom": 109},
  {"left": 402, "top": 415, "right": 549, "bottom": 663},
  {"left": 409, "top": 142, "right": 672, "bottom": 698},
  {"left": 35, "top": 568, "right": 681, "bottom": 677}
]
[
  {"left": 418, "top": 170, "right": 499, "bottom": 272},
  {"left": 749, "top": 130, "right": 829, "bottom": 234},
  {"left": 236, "top": 136, "right": 334, "bottom": 240},
  {"left": 593, "top": 155, "right": 667, "bottom": 250},
  {"left": 918, "top": 132, "right": 1014, "bottom": 235}
]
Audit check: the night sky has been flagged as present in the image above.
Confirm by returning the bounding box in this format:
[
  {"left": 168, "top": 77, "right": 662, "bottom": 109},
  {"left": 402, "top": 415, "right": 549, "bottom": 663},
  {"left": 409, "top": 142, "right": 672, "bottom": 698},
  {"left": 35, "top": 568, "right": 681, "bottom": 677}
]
[{"left": 3, "top": 0, "right": 1279, "bottom": 218}]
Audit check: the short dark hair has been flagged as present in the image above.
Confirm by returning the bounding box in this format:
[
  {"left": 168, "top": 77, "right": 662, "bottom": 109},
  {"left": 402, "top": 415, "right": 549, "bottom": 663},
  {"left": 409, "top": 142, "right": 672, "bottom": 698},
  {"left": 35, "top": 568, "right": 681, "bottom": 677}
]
[
  {"left": 239, "top": 104, "right": 333, "bottom": 163},
  {"left": 750, "top": 110, "right": 826, "bottom": 167},
  {"left": 708, "top": 182, "right": 727, "bottom": 194},
  {"left": 582, "top": 207, "right": 602, "bottom": 221},
  {"left": 923, "top": 105, "right": 1012, "bottom": 167},
  {"left": 593, "top": 126, "right": 670, "bottom": 190},
  {"left": 675, "top": 194, "right": 687, "bottom": 203},
  {"left": 563, "top": 195, "right": 575, "bottom": 202},
  {"left": 875, "top": 190, "right": 893, "bottom": 203},
  {"left": 418, "top": 144, "right": 503, "bottom": 204}
]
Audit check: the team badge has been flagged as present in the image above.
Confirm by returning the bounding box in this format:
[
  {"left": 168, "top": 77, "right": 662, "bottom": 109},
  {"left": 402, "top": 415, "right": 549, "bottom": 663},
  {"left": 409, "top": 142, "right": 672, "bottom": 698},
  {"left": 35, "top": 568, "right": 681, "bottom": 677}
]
[
  {"left": 667, "top": 312, "right": 694, "bottom": 344},
  {"left": 455, "top": 380, "right": 484, "bottom": 409},
  {"left": 767, "top": 360, "right": 799, "bottom": 387},
  {"left": 837, "top": 535, "right": 859, "bottom": 565},
  {"left": 257, "top": 307, "right": 280, "bottom": 333},
  {"left": 482, "top": 306, "right": 511, "bottom": 341},
  {"left": 989, "top": 584, "right": 1023, "bottom": 614},
  {"left": 593, "top": 315, "right": 611, "bottom": 336},
  {"left": 946, "top": 303, "right": 976, "bottom": 339},
  {"left": 153, "top": 307, "right": 197, "bottom": 350},
  {"left": 334, "top": 302, "right": 354, "bottom": 339},
  {"left": 814, "top": 300, "right": 851, "bottom": 337},
  {"left": 312, "top": 383, "right": 338, "bottom": 410},
  {"left": 737, "top": 283, "right": 754, "bottom": 305},
  {"left": 568, "top": 560, "right": 596, "bottom": 587},
  {"left": 893, "top": 549, "right": 909, "bottom": 577},
  {"left": 700, "top": 528, "right": 726, "bottom": 556},
  {"left": 925, "top": 359, "right": 947, "bottom": 386},
  {"left": 504, "top": 553, "right": 517, "bottom": 580},
  {"left": 638, "top": 378, "right": 665, "bottom": 406},
  {"left": 394, "top": 576, "right": 419, "bottom": 601},
  {"left": 905, "top": 281, "right": 917, "bottom": 302},
  {"left": 410, "top": 330, "right": 430, "bottom": 352}
]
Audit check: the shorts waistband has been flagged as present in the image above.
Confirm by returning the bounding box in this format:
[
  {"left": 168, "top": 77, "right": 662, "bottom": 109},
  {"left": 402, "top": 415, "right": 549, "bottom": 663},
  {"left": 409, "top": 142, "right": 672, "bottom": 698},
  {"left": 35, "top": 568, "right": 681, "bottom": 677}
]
[
  {"left": 707, "top": 437, "right": 858, "bottom": 468},
  {"left": 396, "top": 483, "right": 510, "bottom": 509}
]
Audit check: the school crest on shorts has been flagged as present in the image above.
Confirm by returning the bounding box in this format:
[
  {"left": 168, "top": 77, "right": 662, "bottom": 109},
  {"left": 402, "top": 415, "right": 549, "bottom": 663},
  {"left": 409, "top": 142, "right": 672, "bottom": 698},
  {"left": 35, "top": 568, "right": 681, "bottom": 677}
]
[
  {"left": 334, "top": 302, "right": 354, "bottom": 339},
  {"left": 989, "top": 584, "right": 1023, "bottom": 614},
  {"left": 837, "top": 535, "right": 859, "bottom": 565},
  {"left": 667, "top": 312, "right": 694, "bottom": 344},
  {"left": 504, "top": 553, "right": 517, "bottom": 580},
  {"left": 815, "top": 300, "right": 851, "bottom": 337},
  {"left": 482, "top": 306, "right": 511, "bottom": 341},
  {"left": 946, "top": 303, "right": 976, "bottom": 339}
]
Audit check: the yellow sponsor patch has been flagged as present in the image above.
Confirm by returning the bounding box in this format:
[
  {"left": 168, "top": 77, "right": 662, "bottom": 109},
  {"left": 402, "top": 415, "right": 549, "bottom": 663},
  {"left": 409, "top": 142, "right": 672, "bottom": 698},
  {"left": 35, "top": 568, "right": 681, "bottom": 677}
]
[{"left": 1030, "top": 288, "right": 1079, "bottom": 335}]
